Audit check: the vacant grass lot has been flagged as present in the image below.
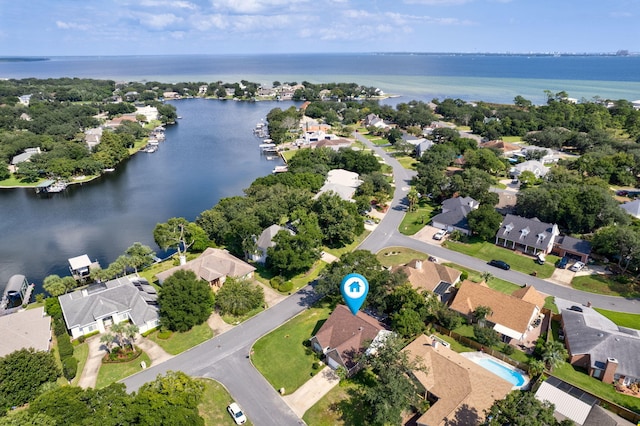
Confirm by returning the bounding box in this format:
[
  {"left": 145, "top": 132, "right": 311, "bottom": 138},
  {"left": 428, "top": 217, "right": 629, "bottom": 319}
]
[
  {"left": 376, "top": 247, "right": 428, "bottom": 267},
  {"left": 147, "top": 322, "right": 213, "bottom": 355},
  {"left": 399, "top": 200, "right": 438, "bottom": 236},
  {"left": 197, "top": 378, "right": 254, "bottom": 426},
  {"left": 593, "top": 308, "right": 640, "bottom": 329},
  {"left": 96, "top": 351, "right": 151, "bottom": 389},
  {"left": 252, "top": 305, "right": 331, "bottom": 395},
  {"left": 444, "top": 239, "right": 557, "bottom": 278},
  {"left": 572, "top": 274, "right": 640, "bottom": 298}
]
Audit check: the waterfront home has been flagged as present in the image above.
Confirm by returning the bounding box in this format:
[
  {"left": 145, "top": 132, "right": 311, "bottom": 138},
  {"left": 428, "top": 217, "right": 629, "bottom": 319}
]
[
  {"left": 58, "top": 277, "right": 160, "bottom": 339},
  {"left": 393, "top": 259, "right": 461, "bottom": 302},
  {"left": 84, "top": 127, "right": 103, "bottom": 149},
  {"left": 431, "top": 196, "right": 479, "bottom": 236},
  {"left": 495, "top": 214, "right": 560, "bottom": 256},
  {"left": 10, "top": 147, "right": 41, "bottom": 166},
  {"left": 403, "top": 334, "right": 513, "bottom": 426},
  {"left": 155, "top": 248, "right": 255, "bottom": 289},
  {"left": 68, "top": 254, "right": 100, "bottom": 281},
  {"left": 0, "top": 307, "right": 52, "bottom": 357},
  {"left": 314, "top": 168, "right": 362, "bottom": 202},
  {"left": 561, "top": 306, "right": 640, "bottom": 386},
  {"left": 310, "top": 304, "right": 390, "bottom": 376},
  {"left": 449, "top": 281, "right": 546, "bottom": 346},
  {"left": 250, "top": 224, "right": 294, "bottom": 264}
]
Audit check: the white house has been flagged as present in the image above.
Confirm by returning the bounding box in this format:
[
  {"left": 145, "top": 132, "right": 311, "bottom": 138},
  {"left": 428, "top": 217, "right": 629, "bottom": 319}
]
[
  {"left": 58, "top": 277, "right": 160, "bottom": 339},
  {"left": 314, "top": 169, "right": 362, "bottom": 202},
  {"left": 250, "top": 224, "right": 293, "bottom": 264}
]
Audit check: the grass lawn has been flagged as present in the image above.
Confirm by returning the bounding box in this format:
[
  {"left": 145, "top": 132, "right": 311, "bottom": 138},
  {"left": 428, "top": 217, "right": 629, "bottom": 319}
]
[
  {"left": 552, "top": 363, "right": 640, "bottom": 414},
  {"left": 197, "top": 378, "right": 254, "bottom": 426},
  {"left": 501, "top": 136, "right": 522, "bottom": 142},
  {"left": 303, "top": 380, "right": 366, "bottom": 425},
  {"left": 254, "top": 260, "right": 327, "bottom": 293},
  {"left": 572, "top": 274, "right": 640, "bottom": 298},
  {"left": 441, "top": 262, "right": 520, "bottom": 295},
  {"left": 323, "top": 230, "right": 371, "bottom": 259},
  {"left": 96, "top": 351, "right": 151, "bottom": 389},
  {"left": 222, "top": 306, "right": 264, "bottom": 325},
  {"left": 593, "top": 308, "right": 640, "bottom": 330},
  {"left": 280, "top": 150, "right": 296, "bottom": 162},
  {"left": 71, "top": 342, "right": 90, "bottom": 386},
  {"left": 376, "top": 247, "right": 428, "bottom": 268},
  {"left": 147, "top": 322, "right": 213, "bottom": 355},
  {"left": 399, "top": 199, "right": 438, "bottom": 236},
  {"left": 430, "top": 331, "right": 475, "bottom": 353},
  {"left": 393, "top": 155, "right": 418, "bottom": 170},
  {"left": 252, "top": 305, "right": 331, "bottom": 395},
  {"left": 443, "top": 239, "right": 557, "bottom": 278},
  {"left": 544, "top": 296, "right": 559, "bottom": 314}
]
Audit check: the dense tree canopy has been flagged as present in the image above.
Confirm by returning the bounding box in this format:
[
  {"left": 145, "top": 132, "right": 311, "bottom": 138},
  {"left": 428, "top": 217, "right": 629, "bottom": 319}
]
[
  {"left": 215, "top": 277, "right": 265, "bottom": 316},
  {"left": 484, "top": 390, "right": 573, "bottom": 426},
  {"left": 0, "top": 349, "right": 60, "bottom": 413},
  {"left": 158, "top": 270, "right": 215, "bottom": 332}
]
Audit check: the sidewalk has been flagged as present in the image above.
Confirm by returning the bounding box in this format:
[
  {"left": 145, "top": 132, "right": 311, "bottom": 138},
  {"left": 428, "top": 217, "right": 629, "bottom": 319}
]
[{"left": 282, "top": 366, "right": 340, "bottom": 417}]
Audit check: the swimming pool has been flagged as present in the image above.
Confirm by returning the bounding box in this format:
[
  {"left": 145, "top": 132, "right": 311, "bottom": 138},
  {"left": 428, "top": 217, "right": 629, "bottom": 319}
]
[{"left": 477, "top": 358, "right": 527, "bottom": 387}]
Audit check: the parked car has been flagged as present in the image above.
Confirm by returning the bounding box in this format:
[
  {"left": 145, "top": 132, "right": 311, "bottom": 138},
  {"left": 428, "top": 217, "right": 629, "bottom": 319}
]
[
  {"left": 570, "top": 261, "right": 585, "bottom": 272},
  {"left": 433, "top": 229, "right": 447, "bottom": 240},
  {"left": 556, "top": 257, "right": 569, "bottom": 269},
  {"left": 568, "top": 305, "right": 583, "bottom": 313},
  {"left": 428, "top": 256, "right": 438, "bottom": 263},
  {"left": 488, "top": 260, "right": 510, "bottom": 270},
  {"left": 227, "top": 402, "right": 247, "bottom": 425}
]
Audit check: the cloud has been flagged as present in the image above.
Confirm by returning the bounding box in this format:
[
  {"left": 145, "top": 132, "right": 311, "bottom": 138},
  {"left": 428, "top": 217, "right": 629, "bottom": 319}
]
[
  {"left": 403, "top": 0, "right": 473, "bottom": 4},
  {"left": 211, "top": 0, "right": 306, "bottom": 14},
  {"left": 55, "top": 21, "right": 90, "bottom": 31},
  {"left": 138, "top": 0, "right": 198, "bottom": 9},
  {"left": 191, "top": 14, "right": 228, "bottom": 31},
  {"left": 139, "top": 13, "right": 183, "bottom": 29}
]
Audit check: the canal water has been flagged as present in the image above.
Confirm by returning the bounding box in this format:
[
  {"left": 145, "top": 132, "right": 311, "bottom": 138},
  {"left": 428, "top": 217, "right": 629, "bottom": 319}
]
[{"left": 0, "top": 99, "right": 292, "bottom": 294}]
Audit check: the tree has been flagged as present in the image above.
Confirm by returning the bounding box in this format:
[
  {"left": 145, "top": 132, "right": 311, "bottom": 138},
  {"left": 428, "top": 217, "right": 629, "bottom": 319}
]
[
  {"left": 391, "top": 308, "right": 425, "bottom": 338},
  {"left": 361, "top": 335, "right": 426, "bottom": 426},
  {"left": 215, "top": 278, "right": 264, "bottom": 316},
  {"left": 541, "top": 340, "right": 568, "bottom": 372},
  {"left": 154, "top": 218, "right": 207, "bottom": 262},
  {"left": 484, "top": 390, "right": 570, "bottom": 426},
  {"left": 517, "top": 170, "right": 538, "bottom": 189},
  {"left": 158, "top": 270, "right": 215, "bottom": 332},
  {"left": 473, "top": 305, "right": 493, "bottom": 325},
  {"left": 407, "top": 187, "right": 419, "bottom": 212},
  {"left": 467, "top": 205, "right": 503, "bottom": 241},
  {"left": 312, "top": 192, "right": 364, "bottom": 248},
  {"left": 0, "top": 349, "right": 60, "bottom": 412},
  {"left": 473, "top": 324, "right": 500, "bottom": 346},
  {"left": 527, "top": 359, "right": 546, "bottom": 378},
  {"left": 480, "top": 271, "right": 493, "bottom": 283},
  {"left": 42, "top": 274, "right": 66, "bottom": 297},
  {"left": 124, "top": 242, "right": 156, "bottom": 273}
]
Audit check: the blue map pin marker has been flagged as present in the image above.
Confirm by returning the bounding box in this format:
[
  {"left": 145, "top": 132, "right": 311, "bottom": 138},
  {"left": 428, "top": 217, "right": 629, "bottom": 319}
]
[{"left": 340, "top": 273, "right": 369, "bottom": 315}]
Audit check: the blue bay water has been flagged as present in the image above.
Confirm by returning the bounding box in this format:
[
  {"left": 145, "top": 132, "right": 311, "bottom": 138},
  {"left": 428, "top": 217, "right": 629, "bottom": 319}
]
[{"left": 1, "top": 53, "right": 640, "bottom": 104}]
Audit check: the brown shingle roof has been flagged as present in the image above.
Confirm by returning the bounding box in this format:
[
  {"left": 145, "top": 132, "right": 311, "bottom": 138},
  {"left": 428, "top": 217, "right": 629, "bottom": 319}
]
[
  {"left": 404, "top": 335, "right": 513, "bottom": 426},
  {"left": 313, "top": 304, "right": 386, "bottom": 368},
  {"left": 449, "top": 281, "right": 543, "bottom": 335},
  {"left": 394, "top": 259, "right": 461, "bottom": 293},
  {"left": 155, "top": 248, "right": 255, "bottom": 284},
  {"left": 481, "top": 140, "right": 521, "bottom": 153}
]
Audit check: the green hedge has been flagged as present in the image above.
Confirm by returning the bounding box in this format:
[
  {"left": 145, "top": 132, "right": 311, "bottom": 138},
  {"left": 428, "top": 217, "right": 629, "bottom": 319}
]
[
  {"left": 58, "top": 334, "right": 74, "bottom": 358},
  {"left": 62, "top": 356, "right": 78, "bottom": 380}
]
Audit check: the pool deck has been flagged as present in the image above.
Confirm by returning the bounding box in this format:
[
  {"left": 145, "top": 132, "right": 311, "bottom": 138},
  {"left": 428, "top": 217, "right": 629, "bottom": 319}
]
[{"left": 461, "top": 351, "right": 531, "bottom": 390}]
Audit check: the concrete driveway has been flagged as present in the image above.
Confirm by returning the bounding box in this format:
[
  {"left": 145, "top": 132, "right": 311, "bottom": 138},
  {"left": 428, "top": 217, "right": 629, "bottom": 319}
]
[{"left": 282, "top": 366, "right": 339, "bottom": 417}]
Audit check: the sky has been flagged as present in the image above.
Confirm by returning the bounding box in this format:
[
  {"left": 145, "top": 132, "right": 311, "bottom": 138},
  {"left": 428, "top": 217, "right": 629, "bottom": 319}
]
[{"left": 0, "top": 0, "right": 638, "bottom": 56}]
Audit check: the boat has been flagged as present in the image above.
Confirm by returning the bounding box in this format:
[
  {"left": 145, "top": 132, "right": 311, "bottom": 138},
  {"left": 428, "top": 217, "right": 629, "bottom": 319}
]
[
  {"left": 272, "top": 165, "right": 288, "bottom": 173},
  {"left": 103, "top": 168, "right": 115, "bottom": 173},
  {"left": 47, "top": 181, "right": 68, "bottom": 193},
  {"left": 259, "top": 143, "right": 276, "bottom": 149}
]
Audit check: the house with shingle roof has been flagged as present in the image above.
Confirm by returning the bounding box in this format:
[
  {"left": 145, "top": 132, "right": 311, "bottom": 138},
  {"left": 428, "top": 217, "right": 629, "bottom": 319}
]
[
  {"left": 510, "top": 160, "right": 550, "bottom": 179},
  {"left": 314, "top": 168, "right": 362, "bottom": 202},
  {"left": 449, "top": 281, "right": 546, "bottom": 344},
  {"left": 481, "top": 140, "right": 522, "bottom": 156},
  {"left": 403, "top": 334, "right": 513, "bottom": 426},
  {"left": 155, "top": 247, "right": 255, "bottom": 289},
  {"left": 310, "top": 304, "right": 390, "bottom": 376},
  {"left": 561, "top": 306, "right": 640, "bottom": 385},
  {"left": 495, "top": 214, "right": 560, "bottom": 256},
  {"left": 393, "top": 259, "right": 461, "bottom": 302},
  {"left": 0, "top": 307, "right": 52, "bottom": 357},
  {"left": 250, "top": 224, "right": 293, "bottom": 264},
  {"left": 11, "top": 147, "right": 41, "bottom": 166},
  {"left": 620, "top": 199, "right": 640, "bottom": 219},
  {"left": 431, "top": 196, "right": 479, "bottom": 236},
  {"left": 58, "top": 277, "right": 160, "bottom": 339},
  {"left": 552, "top": 235, "right": 592, "bottom": 263}
]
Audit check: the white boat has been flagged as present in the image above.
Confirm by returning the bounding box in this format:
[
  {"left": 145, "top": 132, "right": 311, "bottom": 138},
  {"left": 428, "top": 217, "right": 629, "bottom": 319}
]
[{"left": 103, "top": 168, "right": 115, "bottom": 173}]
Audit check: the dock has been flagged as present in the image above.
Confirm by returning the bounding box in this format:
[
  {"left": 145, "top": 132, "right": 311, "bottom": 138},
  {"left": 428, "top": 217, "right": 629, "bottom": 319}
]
[
  {"left": 35, "top": 180, "right": 67, "bottom": 194},
  {"left": 0, "top": 274, "right": 34, "bottom": 315}
]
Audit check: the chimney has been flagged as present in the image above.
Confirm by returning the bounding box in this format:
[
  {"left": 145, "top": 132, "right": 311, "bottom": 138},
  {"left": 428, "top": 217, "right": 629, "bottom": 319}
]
[
  {"left": 602, "top": 358, "right": 618, "bottom": 384},
  {"left": 415, "top": 260, "right": 423, "bottom": 271}
]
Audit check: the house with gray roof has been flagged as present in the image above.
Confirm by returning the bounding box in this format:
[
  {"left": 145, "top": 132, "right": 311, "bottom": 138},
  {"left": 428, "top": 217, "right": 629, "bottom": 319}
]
[
  {"left": 415, "top": 139, "right": 435, "bottom": 157},
  {"left": 552, "top": 235, "right": 592, "bottom": 263},
  {"left": 431, "top": 196, "right": 479, "bottom": 236},
  {"left": 250, "top": 224, "right": 293, "bottom": 264},
  {"left": 59, "top": 276, "right": 160, "bottom": 339},
  {"left": 510, "top": 160, "right": 550, "bottom": 179},
  {"left": 495, "top": 214, "right": 560, "bottom": 256},
  {"left": 561, "top": 306, "right": 640, "bottom": 386},
  {"left": 11, "top": 147, "right": 41, "bottom": 166},
  {"left": 314, "top": 168, "right": 362, "bottom": 202},
  {"left": 620, "top": 199, "right": 640, "bottom": 219}
]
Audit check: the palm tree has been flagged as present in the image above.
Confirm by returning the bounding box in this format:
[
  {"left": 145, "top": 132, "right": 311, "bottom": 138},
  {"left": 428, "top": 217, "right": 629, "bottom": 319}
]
[
  {"left": 473, "top": 305, "right": 493, "bottom": 327},
  {"left": 407, "top": 188, "right": 419, "bottom": 212},
  {"left": 542, "top": 340, "right": 568, "bottom": 372},
  {"left": 100, "top": 332, "right": 116, "bottom": 353},
  {"left": 480, "top": 271, "right": 493, "bottom": 283},
  {"left": 527, "top": 359, "right": 546, "bottom": 377}
]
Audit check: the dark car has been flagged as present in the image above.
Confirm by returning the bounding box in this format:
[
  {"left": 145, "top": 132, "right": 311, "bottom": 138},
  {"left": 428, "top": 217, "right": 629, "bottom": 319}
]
[
  {"left": 488, "top": 260, "right": 510, "bottom": 270},
  {"left": 568, "top": 305, "right": 583, "bottom": 313},
  {"left": 556, "top": 257, "right": 569, "bottom": 269}
]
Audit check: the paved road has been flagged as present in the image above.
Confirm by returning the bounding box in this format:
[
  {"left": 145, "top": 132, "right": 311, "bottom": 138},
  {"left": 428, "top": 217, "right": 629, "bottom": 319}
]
[
  {"left": 354, "top": 132, "right": 640, "bottom": 314},
  {"left": 122, "top": 286, "right": 319, "bottom": 426}
]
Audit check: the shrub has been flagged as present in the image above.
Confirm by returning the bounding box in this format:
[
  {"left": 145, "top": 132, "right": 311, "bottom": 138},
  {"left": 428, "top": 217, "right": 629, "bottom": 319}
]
[
  {"left": 278, "top": 280, "right": 293, "bottom": 292},
  {"left": 502, "top": 344, "right": 515, "bottom": 355},
  {"left": 57, "top": 335, "right": 74, "bottom": 358},
  {"left": 53, "top": 319, "right": 67, "bottom": 337},
  {"left": 62, "top": 357, "right": 78, "bottom": 380},
  {"left": 270, "top": 276, "right": 284, "bottom": 290},
  {"left": 44, "top": 298, "right": 63, "bottom": 320},
  {"left": 77, "top": 335, "right": 86, "bottom": 344},
  {"left": 473, "top": 324, "right": 500, "bottom": 347},
  {"left": 157, "top": 330, "right": 173, "bottom": 339},
  {"left": 141, "top": 327, "right": 158, "bottom": 337},
  {"left": 460, "top": 271, "right": 469, "bottom": 281}
]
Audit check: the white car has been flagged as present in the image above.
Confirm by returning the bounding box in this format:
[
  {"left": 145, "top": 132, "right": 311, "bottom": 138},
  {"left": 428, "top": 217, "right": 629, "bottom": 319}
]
[
  {"left": 433, "top": 229, "right": 447, "bottom": 240},
  {"left": 570, "top": 261, "right": 585, "bottom": 272},
  {"left": 227, "top": 402, "right": 247, "bottom": 425}
]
